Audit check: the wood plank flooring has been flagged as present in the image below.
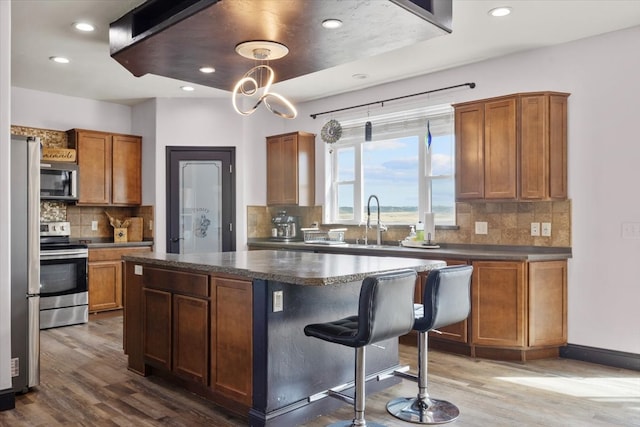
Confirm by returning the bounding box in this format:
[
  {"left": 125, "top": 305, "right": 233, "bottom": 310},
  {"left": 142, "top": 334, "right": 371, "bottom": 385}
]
[{"left": 1, "top": 311, "right": 638, "bottom": 426}]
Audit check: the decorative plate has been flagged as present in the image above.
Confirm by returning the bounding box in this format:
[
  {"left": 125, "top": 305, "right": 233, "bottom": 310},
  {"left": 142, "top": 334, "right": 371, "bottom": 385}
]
[{"left": 321, "top": 119, "right": 342, "bottom": 144}]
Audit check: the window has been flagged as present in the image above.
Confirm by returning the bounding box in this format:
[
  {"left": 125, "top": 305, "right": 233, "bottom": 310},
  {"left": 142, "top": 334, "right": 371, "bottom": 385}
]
[{"left": 328, "top": 105, "right": 455, "bottom": 226}]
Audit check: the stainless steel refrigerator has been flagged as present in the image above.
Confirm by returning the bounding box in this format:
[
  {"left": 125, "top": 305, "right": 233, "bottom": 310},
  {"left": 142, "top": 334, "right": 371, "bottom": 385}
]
[{"left": 10, "top": 135, "right": 40, "bottom": 393}]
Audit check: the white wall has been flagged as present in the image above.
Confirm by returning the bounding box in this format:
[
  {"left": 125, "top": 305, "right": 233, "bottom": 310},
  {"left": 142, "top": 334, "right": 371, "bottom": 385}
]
[
  {"left": 150, "top": 98, "right": 244, "bottom": 252},
  {"left": 0, "top": 0, "right": 12, "bottom": 393},
  {"left": 131, "top": 99, "right": 157, "bottom": 207},
  {"left": 11, "top": 87, "right": 132, "bottom": 134}
]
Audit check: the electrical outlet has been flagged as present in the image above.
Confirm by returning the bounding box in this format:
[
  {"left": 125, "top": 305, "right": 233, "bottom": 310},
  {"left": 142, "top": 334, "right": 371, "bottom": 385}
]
[
  {"left": 622, "top": 222, "right": 640, "bottom": 239},
  {"left": 531, "top": 222, "right": 540, "bottom": 236},
  {"left": 475, "top": 221, "right": 488, "bottom": 235},
  {"left": 91, "top": 220, "right": 98, "bottom": 231},
  {"left": 134, "top": 265, "right": 143, "bottom": 275},
  {"left": 11, "top": 358, "right": 18, "bottom": 377},
  {"left": 149, "top": 220, "right": 153, "bottom": 231},
  {"left": 541, "top": 222, "right": 552, "bottom": 237},
  {"left": 273, "top": 290, "right": 283, "bottom": 312}
]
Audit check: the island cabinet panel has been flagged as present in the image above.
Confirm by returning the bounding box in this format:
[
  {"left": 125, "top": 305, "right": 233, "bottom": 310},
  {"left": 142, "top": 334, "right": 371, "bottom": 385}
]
[
  {"left": 143, "top": 288, "right": 172, "bottom": 370},
  {"left": 173, "top": 294, "right": 209, "bottom": 384},
  {"left": 210, "top": 276, "right": 253, "bottom": 406},
  {"left": 123, "top": 261, "right": 146, "bottom": 375},
  {"left": 141, "top": 267, "right": 209, "bottom": 377},
  {"left": 471, "top": 261, "right": 526, "bottom": 348}
]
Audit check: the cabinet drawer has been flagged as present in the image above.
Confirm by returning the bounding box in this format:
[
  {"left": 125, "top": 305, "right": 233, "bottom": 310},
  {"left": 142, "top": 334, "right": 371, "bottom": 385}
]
[
  {"left": 89, "top": 246, "right": 151, "bottom": 262},
  {"left": 143, "top": 267, "right": 209, "bottom": 298}
]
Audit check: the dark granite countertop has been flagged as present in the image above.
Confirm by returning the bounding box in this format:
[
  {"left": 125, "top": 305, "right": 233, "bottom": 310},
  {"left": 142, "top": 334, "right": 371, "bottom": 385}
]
[
  {"left": 247, "top": 239, "right": 572, "bottom": 262},
  {"left": 74, "top": 237, "right": 154, "bottom": 249},
  {"left": 122, "top": 250, "right": 445, "bottom": 286}
]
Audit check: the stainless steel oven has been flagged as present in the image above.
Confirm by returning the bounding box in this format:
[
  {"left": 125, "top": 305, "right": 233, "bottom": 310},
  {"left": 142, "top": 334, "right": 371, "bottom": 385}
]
[{"left": 39, "top": 222, "right": 88, "bottom": 329}]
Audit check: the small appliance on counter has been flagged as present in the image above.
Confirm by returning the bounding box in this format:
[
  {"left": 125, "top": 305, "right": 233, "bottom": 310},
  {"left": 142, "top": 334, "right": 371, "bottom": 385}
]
[{"left": 270, "top": 210, "right": 301, "bottom": 241}]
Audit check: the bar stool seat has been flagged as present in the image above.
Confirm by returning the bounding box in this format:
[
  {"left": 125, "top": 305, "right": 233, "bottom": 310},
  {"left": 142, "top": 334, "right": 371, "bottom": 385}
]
[
  {"left": 386, "top": 264, "right": 473, "bottom": 424},
  {"left": 304, "top": 269, "right": 417, "bottom": 427}
]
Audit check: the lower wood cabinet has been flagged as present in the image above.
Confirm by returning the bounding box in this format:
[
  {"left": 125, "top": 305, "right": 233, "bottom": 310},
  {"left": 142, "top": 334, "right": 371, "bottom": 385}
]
[
  {"left": 88, "top": 246, "right": 151, "bottom": 313},
  {"left": 125, "top": 262, "right": 253, "bottom": 412},
  {"left": 408, "top": 257, "right": 567, "bottom": 360}
]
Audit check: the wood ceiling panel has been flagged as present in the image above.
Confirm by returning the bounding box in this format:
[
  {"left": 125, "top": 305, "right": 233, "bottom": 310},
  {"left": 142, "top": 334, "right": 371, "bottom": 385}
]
[{"left": 110, "top": 0, "right": 451, "bottom": 92}]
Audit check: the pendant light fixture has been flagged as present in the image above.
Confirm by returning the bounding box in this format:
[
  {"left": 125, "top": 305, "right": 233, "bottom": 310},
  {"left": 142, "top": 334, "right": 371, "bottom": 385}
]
[{"left": 232, "top": 41, "right": 297, "bottom": 119}]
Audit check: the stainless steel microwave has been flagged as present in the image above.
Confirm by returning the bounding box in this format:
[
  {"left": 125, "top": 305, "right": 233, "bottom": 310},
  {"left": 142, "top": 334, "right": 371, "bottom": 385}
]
[{"left": 40, "top": 162, "right": 78, "bottom": 201}]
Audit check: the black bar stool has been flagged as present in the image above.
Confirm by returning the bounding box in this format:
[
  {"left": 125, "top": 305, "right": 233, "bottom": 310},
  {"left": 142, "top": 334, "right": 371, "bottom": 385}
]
[
  {"left": 304, "top": 269, "right": 417, "bottom": 427},
  {"left": 386, "top": 264, "right": 473, "bottom": 424}
]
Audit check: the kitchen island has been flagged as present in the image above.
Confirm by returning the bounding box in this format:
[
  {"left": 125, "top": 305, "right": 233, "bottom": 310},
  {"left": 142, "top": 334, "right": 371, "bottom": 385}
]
[{"left": 122, "top": 250, "right": 444, "bottom": 427}]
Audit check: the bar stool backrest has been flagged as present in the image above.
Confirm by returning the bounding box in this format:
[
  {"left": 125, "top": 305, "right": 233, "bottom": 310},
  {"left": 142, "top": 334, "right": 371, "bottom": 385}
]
[
  {"left": 355, "top": 269, "right": 417, "bottom": 347},
  {"left": 415, "top": 265, "right": 473, "bottom": 332}
]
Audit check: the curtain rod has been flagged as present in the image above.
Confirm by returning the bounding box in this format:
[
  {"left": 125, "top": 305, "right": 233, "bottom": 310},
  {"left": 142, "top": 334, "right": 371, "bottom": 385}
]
[{"left": 310, "top": 82, "right": 476, "bottom": 119}]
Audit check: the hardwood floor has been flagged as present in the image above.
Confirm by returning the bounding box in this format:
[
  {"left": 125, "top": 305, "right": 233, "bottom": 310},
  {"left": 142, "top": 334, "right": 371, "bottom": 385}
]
[{"left": 1, "top": 312, "right": 638, "bottom": 426}]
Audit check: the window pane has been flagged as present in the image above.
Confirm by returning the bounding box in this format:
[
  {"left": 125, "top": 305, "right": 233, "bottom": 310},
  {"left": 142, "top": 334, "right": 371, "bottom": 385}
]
[
  {"left": 432, "top": 178, "right": 455, "bottom": 225},
  {"left": 337, "top": 183, "right": 354, "bottom": 221},
  {"left": 430, "top": 134, "right": 454, "bottom": 176},
  {"left": 337, "top": 147, "right": 355, "bottom": 181},
  {"left": 363, "top": 136, "right": 418, "bottom": 224}
]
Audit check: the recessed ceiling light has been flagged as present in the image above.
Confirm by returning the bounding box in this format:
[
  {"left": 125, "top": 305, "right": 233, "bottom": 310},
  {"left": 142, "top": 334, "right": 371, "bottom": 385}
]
[
  {"left": 181, "top": 86, "right": 195, "bottom": 92},
  {"left": 49, "top": 56, "right": 70, "bottom": 64},
  {"left": 322, "top": 19, "right": 343, "bottom": 29},
  {"left": 73, "top": 22, "right": 95, "bottom": 32},
  {"left": 352, "top": 73, "right": 369, "bottom": 80},
  {"left": 489, "top": 7, "right": 512, "bottom": 17},
  {"left": 199, "top": 66, "right": 215, "bottom": 73}
]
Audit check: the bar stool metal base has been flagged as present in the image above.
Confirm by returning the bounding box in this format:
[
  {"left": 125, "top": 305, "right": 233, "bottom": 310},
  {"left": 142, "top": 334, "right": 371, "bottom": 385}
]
[{"left": 386, "top": 396, "right": 459, "bottom": 424}]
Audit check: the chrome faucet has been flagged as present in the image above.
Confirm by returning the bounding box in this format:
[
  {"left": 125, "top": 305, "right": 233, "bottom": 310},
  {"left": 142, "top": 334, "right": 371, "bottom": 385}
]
[{"left": 366, "top": 194, "right": 387, "bottom": 245}]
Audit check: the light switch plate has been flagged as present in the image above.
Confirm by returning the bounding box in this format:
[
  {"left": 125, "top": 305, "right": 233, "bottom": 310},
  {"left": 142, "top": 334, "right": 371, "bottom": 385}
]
[
  {"left": 475, "top": 221, "right": 488, "bottom": 235},
  {"left": 273, "top": 290, "right": 283, "bottom": 312},
  {"left": 541, "top": 222, "right": 551, "bottom": 237},
  {"left": 91, "top": 220, "right": 98, "bottom": 231}
]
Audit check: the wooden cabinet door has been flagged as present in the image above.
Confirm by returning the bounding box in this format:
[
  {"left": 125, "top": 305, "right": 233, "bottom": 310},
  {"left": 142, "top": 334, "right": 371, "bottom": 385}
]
[
  {"left": 266, "top": 132, "right": 315, "bottom": 206},
  {"left": 266, "top": 136, "right": 285, "bottom": 205},
  {"left": 210, "top": 276, "right": 253, "bottom": 406},
  {"left": 519, "top": 95, "right": 549, "bottom": 200},
  {"left": 173, "top": 294, "right": 209, "bottom": 384},
  {"left": 88, "top": 260, "right": 122, "bottom": 312},
  {"left": 112, "top": 134, "right": 141, "bottom": 205},
  {"left": 484, "top": 98, "right": 517, "bottom": 199},
  {"left": 471, "top": 261, "right": 526, "bottom": 347},
  {"left": 455, "top": 103, "right": 485, "bottom": 200},
  {"left": 143, "top": 288, "right": 172, "bottom": 370},
  {"left": 75, "top": 131, "right": 111, "bottom": 205},
  {"left": 548, "top": 94, "right": 568, "bottom": 199},
  {"left": 528, "top": 261, "right": 567, "bottom": 346}
]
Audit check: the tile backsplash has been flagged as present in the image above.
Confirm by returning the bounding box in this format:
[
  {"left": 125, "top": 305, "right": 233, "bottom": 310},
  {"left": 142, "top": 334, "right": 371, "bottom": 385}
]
[{"left": 248, "top": 200, "right": 571, "bottom": 248}]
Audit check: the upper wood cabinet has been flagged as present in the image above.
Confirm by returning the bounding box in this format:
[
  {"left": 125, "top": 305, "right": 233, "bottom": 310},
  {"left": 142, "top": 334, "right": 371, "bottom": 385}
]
[
  {"left": 68, "top": 129, "right": 142, "bottom": 205},
  {"left": 454, "top": 92, "right": 569, "bottom": 201},
  {"left": 266, "top": 131, "right": 315, "bottom": 206}
]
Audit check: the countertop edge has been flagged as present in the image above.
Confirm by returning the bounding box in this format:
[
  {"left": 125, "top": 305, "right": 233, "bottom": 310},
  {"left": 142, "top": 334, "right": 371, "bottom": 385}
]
[
  {"left": 247, "top": 239, "right": 572, "bottom": 261},
  {"left": 122, "top": 252, "right": 446, "bottom": 286}
]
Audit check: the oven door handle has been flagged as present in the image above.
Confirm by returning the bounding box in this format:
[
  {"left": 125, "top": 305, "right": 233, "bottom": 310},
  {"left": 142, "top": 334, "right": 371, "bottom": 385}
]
[{"left": 40, "top": 250, "right": 88, "bottom": 260}]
